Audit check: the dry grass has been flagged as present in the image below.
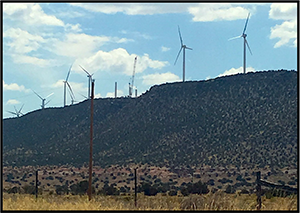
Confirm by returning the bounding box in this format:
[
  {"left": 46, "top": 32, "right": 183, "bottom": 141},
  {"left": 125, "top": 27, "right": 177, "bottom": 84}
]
[{"left": 2, "top": 192, "right": 298, "bottom": 211}]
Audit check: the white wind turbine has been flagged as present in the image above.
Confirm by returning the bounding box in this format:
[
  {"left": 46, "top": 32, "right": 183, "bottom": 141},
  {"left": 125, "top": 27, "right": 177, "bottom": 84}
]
[
  {"left": 174, "top": 25, "right": 193, "bottom": 82},
  {"left": 229, "top": 13, "right": 252, "bottom": 74},
  {"left": 33, "top": 90, "right": 54, "bottom": 109},
  {"left": 7, "top": 104, "right": 24, "bottom": 118},
  {"left": 63, "top": 64, "right": 74, "bottom": 107},
  {"left": 79, "top": 65, "right": 93, "bottom": 99}
]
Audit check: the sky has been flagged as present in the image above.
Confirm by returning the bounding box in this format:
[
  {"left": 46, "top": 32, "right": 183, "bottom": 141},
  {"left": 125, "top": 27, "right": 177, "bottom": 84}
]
[{"left": 2, "top": 2, "right": 298, "bottom": 119}]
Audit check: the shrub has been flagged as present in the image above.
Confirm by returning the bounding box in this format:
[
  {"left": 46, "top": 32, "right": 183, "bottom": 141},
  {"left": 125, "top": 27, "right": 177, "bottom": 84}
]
[
  {"left": 7, "top": 186, "right": 21, "bottom": 194},
  {"left": 224, "top": 185, "right": 235, "bottom": 194},
  {"left": 22, "top": 185, "right": 35, "bottom": 194},
  {"left": 168, "top": 190, "right": 177, "bottom": 196},
  {"left": 98, "top": 183, "right": 119, "bottom": 195}
]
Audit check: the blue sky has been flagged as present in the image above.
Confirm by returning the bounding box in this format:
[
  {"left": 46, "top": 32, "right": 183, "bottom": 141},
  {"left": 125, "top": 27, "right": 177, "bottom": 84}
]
[{"left": 2, "top": 3, "right": 297, "bottom": 119}]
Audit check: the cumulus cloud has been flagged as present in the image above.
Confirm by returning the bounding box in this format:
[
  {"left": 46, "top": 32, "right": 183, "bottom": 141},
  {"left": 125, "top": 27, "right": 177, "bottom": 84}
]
[
  {"left": 70, "top": 3, "right": 189, "bottom": 15},
  {"left": 94, "top": 93, "right": 102, "bottom": 99},
  {"left": 3, "top": 80, "right": 30, "bottom": 92},
  {"left": 53, "top": 33, "right": 132, "bottom": 58},
  {"left": 269, "top": 3, "right": 297, "bottom": 20},
  {"left": 188, "top": 3, "right": 251, "bottom": 22},
  {"left": 269, "top": 3, "right": 297, "bottom": 48},
  {"left": 3, "top": 3, "right": 64, "bottom": 26},
  {"left": 11, "top": 54, "right": 50, "bottom": 67},
  {"left": 217, "top": 66, "right": 256, "bottom": 77},
  {"left": 3, "top": 28, "right": 45, "bottom": 54},
  {"left": 70, "top": 3, "right": 256, "bottom": 23},
  {"left": 106, "top": 90, "right": 124, "bottom": 98},
  {"left": 73, "top": 48, "right": 168, "bottom": 76},
  {"left": 142, "top": 72, "right": 181, "bottom": 86},
  {"left": 6, "top": 99, "right": 21, "bottom": 105}
]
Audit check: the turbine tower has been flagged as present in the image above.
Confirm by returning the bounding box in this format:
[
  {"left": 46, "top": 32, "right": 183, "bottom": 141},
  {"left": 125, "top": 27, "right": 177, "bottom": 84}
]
[
  {"left": 64, "top": 64, "right": 73, "bottom": 107},
  {"left": 129, "top": 56, "right": 137, "bottom": 97},
  {"left": 79, "top": 65, "right": 93, "bottom": 99},
  {"left": 7, "top": 104, "right": 24, "bottom": 118},
  {"left": 229, "top": 13, "right": 252, "bottom": 74},
  {"left": 33, "top": 90, "right": 54, "bottom": 109},
  {"left": 174, "top": 25, "right": 192, "bottom": 82}
]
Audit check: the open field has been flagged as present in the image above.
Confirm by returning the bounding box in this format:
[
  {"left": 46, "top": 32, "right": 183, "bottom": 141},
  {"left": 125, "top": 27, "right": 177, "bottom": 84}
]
[{"left": 2, "top": 192, "right": 297, "bottom": 211}]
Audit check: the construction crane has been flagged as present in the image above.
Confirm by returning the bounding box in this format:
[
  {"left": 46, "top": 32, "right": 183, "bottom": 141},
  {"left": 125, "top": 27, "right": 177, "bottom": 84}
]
[{"left": 129, "top": 56, "right": 137, "bottom": 97}]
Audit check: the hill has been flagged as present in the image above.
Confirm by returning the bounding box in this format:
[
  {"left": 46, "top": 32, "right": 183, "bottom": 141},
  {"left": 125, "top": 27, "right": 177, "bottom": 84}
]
[{"left": 3, "top": 70, "right": 297, "bottom": 170}]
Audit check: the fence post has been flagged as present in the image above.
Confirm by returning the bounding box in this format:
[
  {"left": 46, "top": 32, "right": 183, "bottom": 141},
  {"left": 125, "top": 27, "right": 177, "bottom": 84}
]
[
  {"left": 134, "top": 168, "right": 137, "bottom": 207},
  {"left": 35, "top": 170, "right": 38, "bottom": 199},
  {"left": 256, "top": 171, "right": 261, "bottom": 211}
]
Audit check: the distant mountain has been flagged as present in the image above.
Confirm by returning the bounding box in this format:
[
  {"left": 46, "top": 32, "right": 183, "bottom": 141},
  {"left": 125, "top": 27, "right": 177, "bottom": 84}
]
[{"left": 3, "top": 70, "right": 297, "bottom": 170}]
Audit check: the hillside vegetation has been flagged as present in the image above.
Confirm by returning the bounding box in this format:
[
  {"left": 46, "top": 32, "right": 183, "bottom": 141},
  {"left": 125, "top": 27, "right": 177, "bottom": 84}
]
[{"left": 3, "top": 70, "right": 297, "bottom": 170}]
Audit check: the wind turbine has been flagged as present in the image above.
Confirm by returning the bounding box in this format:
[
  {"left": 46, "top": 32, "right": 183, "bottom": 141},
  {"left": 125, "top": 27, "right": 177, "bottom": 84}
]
[
  {"left": 63, "top": 64, "right": 73, "bottom": 107},
  {"left": 229, "top": 12, "right": 252, "bottom": 74},
  {"left": 7, "top": 104, "right": 24, "bottom": 118},
  {"left": 67, "top": 84, "right": 76, "bottom": 105},
  {"left": 79, "top": 65, "right": 93, "bottom": 99},
  {"left": 174, "top": 25, "right": 192, "bottom": 82},
  {"left": 32, "top": 90, "right": 54, "bottom": 109}
]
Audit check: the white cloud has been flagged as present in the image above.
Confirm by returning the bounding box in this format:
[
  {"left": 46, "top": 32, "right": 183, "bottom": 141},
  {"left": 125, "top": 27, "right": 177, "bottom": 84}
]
[
  {"left": 3, "top": 3, "right": 64, "bottom": 26},
  {"left": 269, "top": 3, "right": 297, "bottom": 20},
  {"left": 161, "top": 46, "right": 171, "bottom": 52},
  {"left": 269, "top": 3, "right": 297, "bottom": 48},
  {"left": 142, "top": 72, "right": 181, "bottom": 86},
  {"left": 73, "top": 48, "right": 168, "bottom": 76},
  {"left": 217, "top": 66, "right": 256, "bottom": 77},
  {"left": 188, "top": 3, "right": 251, "bottom": 22},
  {"left": 6, "top": 99, "right": 21, "bottom": 105},
  {"left": 106, "top": 90, "right": 124, "bottom": 98},
  {"left": 94, "top": 93, "right": 102, "bottom": 98},
  {"left": 11, "top": 54, "right": 50, "bottom": 67},
  {"left": 3, "top": 80, "right": 30, "bottom": 92},
  {"left": 70, "top": 3, "right": 190, "bottom": 15},
  {"left": 53, "top": 33, "right": 131, "bottom": 58},
  {"left": 3, "top": 28, "right": 45, "bottom": 54},
  {"left": 270, "top": 20, "right": 297, "bottom": 48},
  {"left": 70, "top": 3, "right": 256, "bottom": 23}
]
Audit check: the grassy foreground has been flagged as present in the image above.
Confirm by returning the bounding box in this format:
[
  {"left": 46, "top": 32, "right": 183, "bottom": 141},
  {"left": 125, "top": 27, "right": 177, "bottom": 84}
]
[{"left": 2, "top": 192, "right": 297, "bottom": 211}]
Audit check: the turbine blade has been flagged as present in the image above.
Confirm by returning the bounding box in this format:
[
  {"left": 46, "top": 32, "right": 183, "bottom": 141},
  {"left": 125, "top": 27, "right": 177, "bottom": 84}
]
[
  {"left": 7, "top": 110, "right": 17, "bottom": 115},
  {"left": 66, "top": 64, "right": 72, "bottom": 81},
  {"left": 45, "top": 92, "right": 54, "bottom": 99},
  {"left": 79, "top": 93, "right": 88, "bottom": 99},
  {"left": 186, "top": 46, "right": 193, "bottom": 50},
  {"left": 45, "top": 100, "right": 51, "bottom": 106},
  {"left": 178, "top": 25, "right": 183, "bottom": 46},
  {"left": 242, "top": 12, "right": 250, "bottom": 35},
  {"left": 228, "top": 35, "right": 242, "bottom": 41},
  {"left": 14, "top": 106, "right": 18, "bottom": 113},
  {"left": 66, "top": 82, "right": 75, "bottom": 100},
  {"left": 79, "top": 65, "right": 91, "bottom": 76},
  {"left": 174, "top": 47, "right": 183, "bottom": 65},
  {"left": 19, "top": 104, "right": 24, "bottom": 112},
  {"left": 245, "top": 38, "right": 252, "bottom": 55},
  {"left": 32, "top": 90, "right": 43, "bottom": 100}
]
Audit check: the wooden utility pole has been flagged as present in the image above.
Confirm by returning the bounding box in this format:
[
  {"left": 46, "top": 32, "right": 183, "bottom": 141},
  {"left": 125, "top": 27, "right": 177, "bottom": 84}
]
[
  {"left": 35, "top": 170, "right": 38, "bottom": 199},
  {"left": 88, "top": 79, "right": 95, "bottom": 201},
  {"left": 134, "top": 168, "right": 137, "bottom": 207},
  {"left": 256, "top": 171, "right": 262, "bottom": 211}
]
